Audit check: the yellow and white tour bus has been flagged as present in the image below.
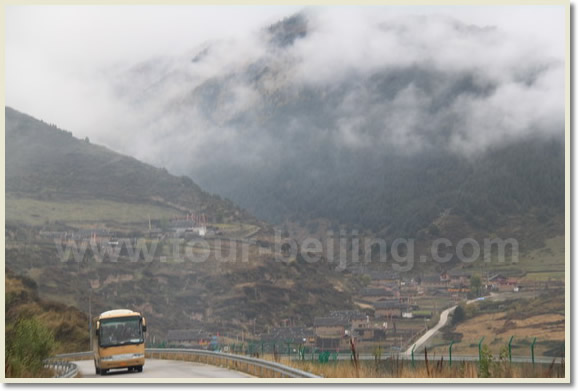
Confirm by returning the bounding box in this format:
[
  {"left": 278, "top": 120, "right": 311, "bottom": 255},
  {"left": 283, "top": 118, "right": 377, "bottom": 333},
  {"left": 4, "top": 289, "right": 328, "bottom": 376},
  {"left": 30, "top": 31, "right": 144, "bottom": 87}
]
[{"left": 93, "top": 309, "right": 147, "bottom": 375}]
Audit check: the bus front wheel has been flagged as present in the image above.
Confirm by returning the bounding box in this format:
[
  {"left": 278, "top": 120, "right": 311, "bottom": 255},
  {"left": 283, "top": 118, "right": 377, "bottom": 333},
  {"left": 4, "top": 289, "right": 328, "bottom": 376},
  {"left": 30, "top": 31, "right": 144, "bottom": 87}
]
[{"left": 137, "top": 366, "right": 143, "bottom": 373}]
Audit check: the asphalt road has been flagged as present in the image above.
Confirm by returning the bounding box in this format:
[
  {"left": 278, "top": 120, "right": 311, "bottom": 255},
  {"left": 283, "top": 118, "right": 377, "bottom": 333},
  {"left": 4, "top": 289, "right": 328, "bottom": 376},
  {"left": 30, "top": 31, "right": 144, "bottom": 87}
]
[
  {"left": 404, "top": 305, "right": 457, "bottom": 357},
  {"left": 403, "top": 296, "right": 499, "bottom": 356},
  {"left": 74, "top": 359, "right": 252, "bottom": 378}
]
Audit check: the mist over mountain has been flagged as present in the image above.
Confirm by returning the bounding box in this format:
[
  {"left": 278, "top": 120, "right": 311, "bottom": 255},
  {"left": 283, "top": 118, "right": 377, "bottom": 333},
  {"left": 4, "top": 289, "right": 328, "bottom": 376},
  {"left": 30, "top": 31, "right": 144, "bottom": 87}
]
[{"left": 11, "top": 9, "right": 565, "bottom": 236}]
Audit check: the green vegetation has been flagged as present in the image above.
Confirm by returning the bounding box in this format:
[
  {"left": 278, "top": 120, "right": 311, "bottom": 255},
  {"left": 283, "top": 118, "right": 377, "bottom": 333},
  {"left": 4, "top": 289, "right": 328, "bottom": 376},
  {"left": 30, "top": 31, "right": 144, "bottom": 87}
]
[
  {"left": 5, "top": 271, "right": 91, "bottom": 377},
  {"left": 452, "top": 305, "right": 466, "bottom": 326},
  {"left": 5, "top": 317, "right": 55, "bottom": 378},
  {"left": 6, "top": 271, "right": 90, "bottom": 353},
  {"left": 6, "top": 196, "right": 180, "bottom": 226},
  {"left": 470, "top": 274, "right": 482, "bottom": 298}
]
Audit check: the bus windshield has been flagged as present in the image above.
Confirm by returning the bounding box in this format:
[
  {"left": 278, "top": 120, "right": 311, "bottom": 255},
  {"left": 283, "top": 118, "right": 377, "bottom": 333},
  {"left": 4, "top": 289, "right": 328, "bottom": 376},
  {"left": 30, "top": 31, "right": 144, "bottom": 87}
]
[{"left": 99, "top": 316, "right": 143, "bottom": 347}]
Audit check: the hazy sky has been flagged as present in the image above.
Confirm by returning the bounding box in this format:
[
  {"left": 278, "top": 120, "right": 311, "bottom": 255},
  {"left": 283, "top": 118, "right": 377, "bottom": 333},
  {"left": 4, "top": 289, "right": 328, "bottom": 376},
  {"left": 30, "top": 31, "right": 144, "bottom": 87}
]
[
  {"left": 6, "top": 6, "right": 301, "bottom": 128},
  {"left": 6, "top": 5, "right": 566, "bottom": 169}
]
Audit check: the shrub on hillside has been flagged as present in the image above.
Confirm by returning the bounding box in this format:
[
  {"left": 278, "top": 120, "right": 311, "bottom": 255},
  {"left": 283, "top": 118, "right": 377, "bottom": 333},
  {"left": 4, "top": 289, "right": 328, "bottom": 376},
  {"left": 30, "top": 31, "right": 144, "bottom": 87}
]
[{"left": 6, "top": 317, "right": 55, "bottom": 377}]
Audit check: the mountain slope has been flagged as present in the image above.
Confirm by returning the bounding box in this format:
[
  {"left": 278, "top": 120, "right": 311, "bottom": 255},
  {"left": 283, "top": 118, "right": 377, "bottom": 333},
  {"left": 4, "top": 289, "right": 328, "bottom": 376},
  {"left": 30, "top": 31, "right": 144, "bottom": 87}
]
[
  {"left": 5, "top": 107, "right": 361, "bottom": 338},
  {"left": 6, "top": 270, "right": 90, "bottom": 354},
  {"left": 100, "top": 12, "right": 564, "bottom": 244},
  {"left": 6, "top": 107, "right": 252, "bottom": 226}
]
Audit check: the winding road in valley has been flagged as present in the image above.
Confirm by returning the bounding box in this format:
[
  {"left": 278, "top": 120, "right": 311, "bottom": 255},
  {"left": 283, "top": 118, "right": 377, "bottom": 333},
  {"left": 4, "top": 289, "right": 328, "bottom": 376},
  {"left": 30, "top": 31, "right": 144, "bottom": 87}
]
[
  {"left": 404, "top": 305, "right": 457, "bottom": 356},
  {"left": 403, "top": 295, "right": 505, "bottom": 356}
]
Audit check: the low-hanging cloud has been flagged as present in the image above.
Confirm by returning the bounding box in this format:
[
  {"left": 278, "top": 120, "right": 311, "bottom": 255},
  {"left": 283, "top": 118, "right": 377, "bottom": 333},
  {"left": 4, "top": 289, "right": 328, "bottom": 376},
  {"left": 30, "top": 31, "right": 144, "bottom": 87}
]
[{"left": 7, "top": 5, "right": 565, "bottom": 184}]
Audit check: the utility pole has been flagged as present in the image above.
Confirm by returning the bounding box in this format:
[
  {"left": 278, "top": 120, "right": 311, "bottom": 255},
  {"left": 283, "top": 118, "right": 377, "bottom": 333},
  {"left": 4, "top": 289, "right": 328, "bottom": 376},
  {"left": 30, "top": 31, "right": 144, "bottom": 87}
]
[{"left": 89, "top": 288, "right": 93, "bottom": 351}]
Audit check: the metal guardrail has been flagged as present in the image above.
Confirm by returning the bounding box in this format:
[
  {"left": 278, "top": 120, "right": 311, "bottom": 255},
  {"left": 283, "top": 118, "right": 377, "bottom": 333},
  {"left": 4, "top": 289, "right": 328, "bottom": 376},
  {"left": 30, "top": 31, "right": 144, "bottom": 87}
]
[
  {"left": 54, "top": 351, "right": 92, "bottom": 360},
  {"left": 54, "top": 349, "right": 321, "bottom": 378},
  {"left": 44, "top": 359, "right": 79, "bottom": 378},
  {"left": 146, "top": 348, "right": 321, "bottom": 378},
  {"left": 53, "top": 349, "right": 559, "bottom": 378}
]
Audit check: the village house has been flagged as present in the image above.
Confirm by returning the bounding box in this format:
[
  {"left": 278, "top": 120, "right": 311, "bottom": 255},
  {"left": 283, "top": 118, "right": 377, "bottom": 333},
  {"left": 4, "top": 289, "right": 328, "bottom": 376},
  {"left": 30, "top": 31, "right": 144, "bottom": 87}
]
[
  {"left": 313, "top": 317, "right": 349, "bottom": 351},
  {"left": 352, "top": 327, "right": 386, "bottom": 342},
  {"left": 369, "top": 271, "right": 400, "bottom": 285},
  {"left": 313, "top": 317, "right": 347, "bottom": 337},
  {"left": 260, "top": 327, "right": 316, "bottom": 346},
  {"left": 359, "top": 287, "right": 396, "bottom": 302},
  {"left": 328, "top": 310, "right": 365, "bottom": 319},
  {"left": 167, "top": 329, "right": 212, "bottom": 348},
  {"left": 348, "top": 314, "right": 369, "bottom": 331},
  {"left": 449, "top": 270, "right": 472, "bottom": 286},
  {"left": 373, "top": 300, "right": 409, "bottom": 319},
  {"left": 440, "top": 271, "right": 451, "bottom": 283},
  {"left": 486, "top": 273, "right": 520, "bottom": 291},
  {"left": 169, "top": 220, "right": 207, "bottom": 237},
  {"left": 420, "top": 275, "right": 449, "bottom": 289}
]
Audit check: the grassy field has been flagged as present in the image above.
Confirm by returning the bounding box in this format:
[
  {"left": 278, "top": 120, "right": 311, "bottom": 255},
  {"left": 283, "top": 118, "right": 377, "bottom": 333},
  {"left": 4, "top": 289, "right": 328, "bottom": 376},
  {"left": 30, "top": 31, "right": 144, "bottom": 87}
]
[
  {"left": 6, "top": 195, "right": 180, "bottom": 226},
  {"left": 281, "top": 357, "right": 564, "bottom": 378},
  {"left": 486, "top": 236, "right": 565, "bottom": 276},
  {"left": 426, "top": 292, "right": 565, "bottom": 358},
  {"left": 213, "top": 223, "right": 261, "bottom": 238},
  {"left": 521, "top": 271, "right": 565, "bottom": 282},
  {"left": 429, "top": 314, "right": 564, "bottom": 357}
]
